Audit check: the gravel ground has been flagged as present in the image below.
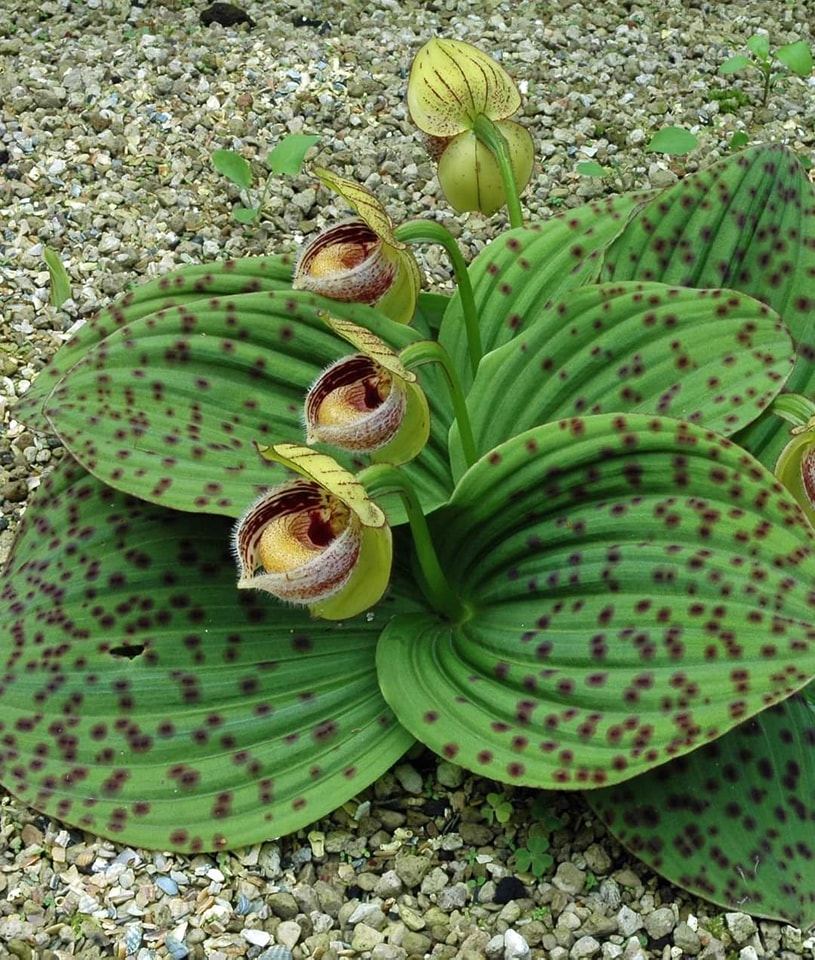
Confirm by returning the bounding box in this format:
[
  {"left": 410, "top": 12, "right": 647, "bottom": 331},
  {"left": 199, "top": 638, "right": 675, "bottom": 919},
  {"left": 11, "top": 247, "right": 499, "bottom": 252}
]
[{"left": 2, "top": 0, "right": 815, "bottom": 957}]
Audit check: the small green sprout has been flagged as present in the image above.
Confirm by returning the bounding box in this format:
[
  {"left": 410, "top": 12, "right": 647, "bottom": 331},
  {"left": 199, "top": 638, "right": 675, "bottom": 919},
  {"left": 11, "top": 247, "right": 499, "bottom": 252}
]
[
  {"left": 514, "top": 832, "right": 554, "bottom": 878},
  {"left": 482, "top": 791, "right": 513, "bottom": 825},
  {"left": 576, "top": 160, "right": 610, "bottom": 179},
  {"left": 720, "top": 34, "right": 813, "bottom": 105},
  {"left": 210, "top": 135, "right": 321, "bottom": 225},
  {"left": 43, "top": 247, "right": 71, "bottom": 308}
]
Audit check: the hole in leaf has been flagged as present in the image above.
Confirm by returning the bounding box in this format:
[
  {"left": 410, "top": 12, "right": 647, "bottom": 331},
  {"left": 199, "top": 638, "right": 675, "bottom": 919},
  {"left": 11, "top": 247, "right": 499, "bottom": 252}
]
[{"left": 109, "top": 643, "right": 145, "bottom": 659}]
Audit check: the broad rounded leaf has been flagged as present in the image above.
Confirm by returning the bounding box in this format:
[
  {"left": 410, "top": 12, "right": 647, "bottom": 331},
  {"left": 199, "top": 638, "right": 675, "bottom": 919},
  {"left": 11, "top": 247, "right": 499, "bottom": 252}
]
[
  {"left": 646, "top": 127, "right": 698, "bottom": 156},
  {"left": 42, "top": 290, "right": 453, "bottom": 524},
  {"left": 378, "top": 414, "right": 815, "bottom": 790},
  {"left": 747, "top": 34, "right": 770, "bottom": 59},
  {"left": 776, "top": 40, "right": 813, "bottom": 77},
  {"left": 719, "top": 54, "right": 752, "bottom": 75},
  {"left": 450, "top": 281, "right": 793, "bottom": 477},
  {"left": 576, "top": 161, "right": 609, "bottom": 178},
  {"left": 0, "top": 459, "right": 416, "bottom": 851},
  {"left": 587, "top": 685, "right": 815, "bottom": 927},
  {"left": 267, "top": 134, "right": 321, "bottom": 175},
  {"left": 440, "top": 193, "right": 645, "bottom": 386},
  {"left": 17, "top": 254, "right": 295, "bottom": 432},
  {"left": 211, "top": 149, "right": 253, "bottom": 189},
  {"left": 605, "top": 144, "right": 815, "bottom": 468}
]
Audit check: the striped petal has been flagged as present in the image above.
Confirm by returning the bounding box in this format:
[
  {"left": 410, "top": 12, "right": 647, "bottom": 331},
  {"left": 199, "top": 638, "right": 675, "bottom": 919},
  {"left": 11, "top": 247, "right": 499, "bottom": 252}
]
[{"left": 407, "top": 38, "right": 523, "bottom": 137}]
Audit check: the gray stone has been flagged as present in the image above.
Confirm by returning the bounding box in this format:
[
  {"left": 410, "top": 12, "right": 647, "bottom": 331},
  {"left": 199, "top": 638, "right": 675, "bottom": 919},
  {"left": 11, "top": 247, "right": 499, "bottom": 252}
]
[
  {"left": 348, "top": 903, "right": 386, "bottom": 930},
  {"left": 268, "top": 892, "right": 299, "bottom": 920},
  {"left": 276, "top": 921, "right": 302, "bottom": 950},
  {"left": 616, "top": 906, "right": 643, "bottom": 938},
  {"left": 583, "top": 844, "right": 612, "bottom": 875},
  {"left": 698, "top": 938, "right": 726, "bottom": 960},
  {"left": 781, "top": 927, "right": 802, "bottom": 952},
  {"left": 421, "top": 866, "right": 449, "bottom": 895},
  {"left": 398, "top": 904, "right": 426, "bottom": 931},
  {"left": 371, "top": 946, "right": 406, "bottom": 960},
  {"left": 673, "top": 921, "right": 701, "bottom": 955},
  {"left": 739, "top": 948, "right": 759, "bottom": 960},
  {"left": 504, "top": 929, "right": 531, "bottom": 960},
  {"left": 437, "top": 882, "right": 468, "bottom": 911},
  {"left": 580, "top": 911, "right": 617, "bottom": 938},
  {"left": 402, "top": 931, "right": 432, "bottom": 955},
  {"left": 314, "top": 881, "right": 344, "bottom": 917},
  {"left": 644, "top": 907, "right": 675, "bottom": 939},
  {"left": 553, "top": 862, "right": 586, "bottom": 895},
  {"left": 601, "top": 946, "right": 623, "bottom": 960},
  {"left": 459, "top": 930, "right": 490, "bottom": 959},
  {"left": 725, "top": 913, "right": 757, "bottom": 944},
  {"left": 373, "top": 870, "right": 402, "bottom": 899},
  {"left": 351, "top": 923, "right": 385, "bottom": 952},
  {"left": 394, "top": 854, "right": 431, "bottom": 888},
  {"left": 257, "top": 844, "right": 282, "bottom": 878},
  {"left": 393, "top": 763, "right": 423, "bottom": 794},
  {"left": 571, "top": 936, "right": 601, "bottom": 959},
  {"left": 486, "top": 935, "right": 505, "bottom": 960},
  {"left": 436, "top": 761, "right": 464, "bottom": 788}
]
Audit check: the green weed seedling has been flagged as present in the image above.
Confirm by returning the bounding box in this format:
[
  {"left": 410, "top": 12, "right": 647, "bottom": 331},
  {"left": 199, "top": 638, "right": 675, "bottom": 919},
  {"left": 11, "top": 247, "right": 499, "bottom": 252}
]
[{"left": 720, "top": 33, "right": 813, "bottom": 105}]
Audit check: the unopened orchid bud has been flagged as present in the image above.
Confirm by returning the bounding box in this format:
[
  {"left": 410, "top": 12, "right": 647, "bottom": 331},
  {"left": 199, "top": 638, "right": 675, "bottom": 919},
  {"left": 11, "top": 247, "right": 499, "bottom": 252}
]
[
  {"left": 305, "top": 315, "right": 430, "bottom": 465},
  {"left": 235, "top": 444, "right": 392, "bottom": 620},
  {"left": 407, "top": 38, "right": 534, "bottom": 216},
  {"left": 775, "top": 419, "right": 815, "bottom": 527},
  {"left": 437, "top": 121, "right": 534, "bottom": 216},
  {"left": 293, "top": 167, "right": 421, "bottom": 324}
]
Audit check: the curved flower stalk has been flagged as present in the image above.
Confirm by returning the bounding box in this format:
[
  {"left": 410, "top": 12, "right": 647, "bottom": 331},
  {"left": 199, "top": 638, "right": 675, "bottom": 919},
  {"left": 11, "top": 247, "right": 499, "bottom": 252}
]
[
  {"left": 234, "top": 443, "right": 392, "bottom": 620},
  {"left": 306, "top": 315, "right": 430, "bottom": 465},
  {"left": 407, "top": 38, "right": 534, "bottom": 221},
  {"left": 293, "top": 167, "right": 421, "bottom": 324}
]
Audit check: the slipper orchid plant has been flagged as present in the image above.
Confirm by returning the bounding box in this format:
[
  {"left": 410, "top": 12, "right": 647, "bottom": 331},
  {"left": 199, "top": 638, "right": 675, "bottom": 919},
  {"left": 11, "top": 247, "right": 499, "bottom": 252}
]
[{"left": 4, "top": 36, "right": 815, "bottom": 928}]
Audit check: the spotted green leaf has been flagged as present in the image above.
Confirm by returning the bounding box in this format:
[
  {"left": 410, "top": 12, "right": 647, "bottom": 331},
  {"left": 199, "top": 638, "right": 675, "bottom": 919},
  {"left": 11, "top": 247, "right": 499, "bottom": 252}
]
[
  {"left": 604, "top": 144, "right": 815, "bottom": 469},
  {"left": 440, "top": 193, "right": 646, "bottom": 387},
  {"left": 587, "top": 685, "right": 815, "bottom": 927},
  {"left": 378, "top": 414, "right": 815, "bottom": 790},
  {"left": 16, "top": 254, "right": 296, "bottom": 433},
  {"left": 41, "top": 290, "right": 452, "bottom": 525},
  {"left": 449, "top": 281, "right": 793, "bottom": 478},
  {"left": 0, "top": 458, "right": 415, "bottom": 851}
]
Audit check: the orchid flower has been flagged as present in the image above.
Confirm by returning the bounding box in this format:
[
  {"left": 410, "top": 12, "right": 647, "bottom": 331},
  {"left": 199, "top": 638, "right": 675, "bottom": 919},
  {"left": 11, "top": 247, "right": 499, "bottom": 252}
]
[
  {"left": 234, "top": 443, "right": 392, "bottom": 620},
  {"left": 305, "top": 315, "right": 430, "bottom": 465},
  {"left": 407, "top": 38, "right": 534, "bottom": 218},
  {"left": 293, "top": 166, "right": 421, "bottom": 324}
]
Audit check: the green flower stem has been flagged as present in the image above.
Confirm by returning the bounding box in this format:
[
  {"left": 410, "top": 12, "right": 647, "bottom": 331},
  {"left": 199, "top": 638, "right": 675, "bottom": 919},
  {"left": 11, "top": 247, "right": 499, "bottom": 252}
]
[
  {"left": 358, "top": 464, "right": 463, "bottom": 621},
  {"left": 400, "top": 339, "right": 478, "bottom": 470},
  {"left": 472, "top": 114, "right": 524, "bottom": 229},
  {"left": 770, "top": 393, "right": 815, "bottom": 428},
  {"left": 395, "top": 219, "right": 482, "bottom": 376}
]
